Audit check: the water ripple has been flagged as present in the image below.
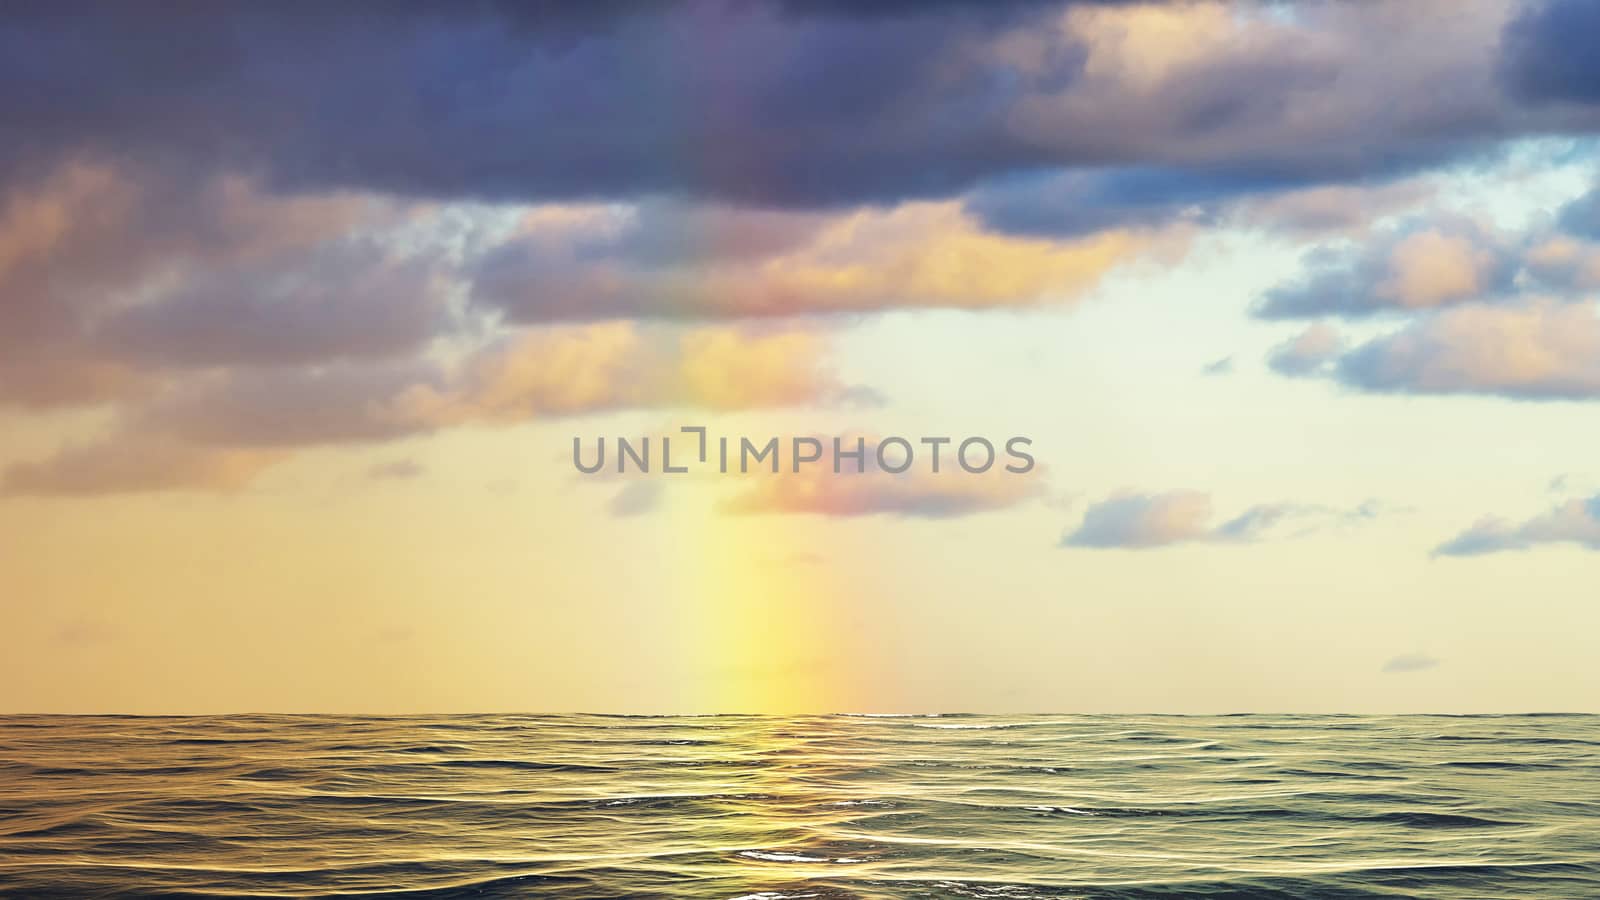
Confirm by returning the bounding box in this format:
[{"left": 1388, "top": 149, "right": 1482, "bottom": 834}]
[{"left": 0, "top": 715, "right": 1597, "bottom": 897}]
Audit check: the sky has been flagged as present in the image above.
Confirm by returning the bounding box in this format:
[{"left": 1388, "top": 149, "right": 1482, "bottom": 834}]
[{"left": 4, "top": 0, "right": 1600, "bottom": 714}]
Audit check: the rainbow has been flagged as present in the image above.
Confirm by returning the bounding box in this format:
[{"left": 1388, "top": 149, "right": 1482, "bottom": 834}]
[{"left": 659, "top": 481, "right": 860, "bottom": 713}]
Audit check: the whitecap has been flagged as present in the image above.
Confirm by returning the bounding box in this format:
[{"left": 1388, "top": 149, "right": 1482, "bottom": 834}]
[
  {"left": 737, "top": 850, "right": 829, "bottom": 863},
  {"left": 912, "top": 722, "right": 1026, "bottom": 730}
]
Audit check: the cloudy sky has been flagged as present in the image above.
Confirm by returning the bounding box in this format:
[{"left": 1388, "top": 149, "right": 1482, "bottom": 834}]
[{"left": 4, "top": 0, "right": 1600, "bottom": 713}]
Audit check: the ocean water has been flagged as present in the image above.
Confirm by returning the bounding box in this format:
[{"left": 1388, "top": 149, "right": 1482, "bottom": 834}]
[{"left": 1, "top": 715, "right": 1598, "bottom": 898}]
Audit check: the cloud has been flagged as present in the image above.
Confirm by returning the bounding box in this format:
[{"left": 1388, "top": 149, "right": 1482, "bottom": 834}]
[
  {"left": 968, "top": 169, "right": 1435, "bottom": 240},
  {"left": 0, "top": 163, "right": 381, "bottom": 408},
  {"left": 0, "top": 354, "right": 151, "bottom": 411},
  {"left": 1522, "top": 234, "right": 1600, "bottom": 292},
  {"left": 1062, "top": 491, "right": 1378, "bottom": 549},
  {"left": 1557, "top": 186, "right": 1600, "bottom": 240},
  {"left": 1435, "top": 495, "right": 1600, "bottom": 556},
  {"left": 1213, "top": 502, "right": 1324, "bottom": 541},
  {"left": 722, "top": 436, "right": 1042, "bottom": 518},
  {"left": 1201, "top": 356, "right": 1234, "bottom": 376},
  {"left": 139, "top": 362, "right": 445, "bottom": 449},
  {"left": 368, "top": 459, "right": 425, "bottom": 481},
  {"left": 97, "top": 242, "right": 449, "bottom": 369},
  {"left": 145, "top": 324, "right": 847, "bottom": 448},
  {"left": 1, "top": 323, "right": 857, "bottom": 494},
  {"left": 1382, "top": 653, "right": 1440, "bottom": 673},
  {"left": 1267, "top": 323, "right": 1344, "bottom": 378},
  {"left": 1258, "top": 180, "right": 1600, "bottom": 399},
  {"left": 472, "top": 201, "right": 1149, "bottom": 322},
  {"left": 2, "top": 436, "right": 283, "bottom": 496},
  {"left": 5, "top": 0, "right": 1589, "bottom": 504},
  {"left": 608, "top": 481, "right": 665, "bottom": 518},
  {"left": 1064, "top": 490, "right": 1215, "bottom": 548},
  {"left": 1334, "top": 300, "right": 1600, "bottom": 400},
  {"left": 1234, "top": 179, "right": 1439, "bottom": 235},
  {"left": 966, "top": 166, "right": 1293, "bottom": 238},
  {"left": 1256, "top": 220, "right": 1518, "bottom": 319},
  {"left": 418, "top": 323, "right": 851, "bottom": 425},
  {"left": 1007, "top": 0, "right": 1520, "bottom": 180},
  {"left": 1257, "top": 179, "right": 1600, "bottom": 333}
]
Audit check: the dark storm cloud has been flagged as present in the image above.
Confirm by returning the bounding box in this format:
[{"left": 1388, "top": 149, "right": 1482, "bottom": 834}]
[
  {"left": 0, "top": 0, "right": 1071, "bottom": 209},
  {"left": 0, "top": 0, "right": 1551, "bottom": 212},
  {"left": 1500, "top": 0, "right": 1600, "bottom": 104},
  {"left": 771, "top": 0, "right": 1089, "bottom": 19}
]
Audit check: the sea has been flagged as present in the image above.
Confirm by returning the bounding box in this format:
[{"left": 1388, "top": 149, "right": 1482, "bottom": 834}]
[{"left": 2, "top": 714, "right": 1597, "bottom": 898}]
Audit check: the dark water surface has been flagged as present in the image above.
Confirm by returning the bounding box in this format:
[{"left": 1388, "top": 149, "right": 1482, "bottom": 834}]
[{"left": 1, "top": 714, "right": 1597, "bottom": 898}]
